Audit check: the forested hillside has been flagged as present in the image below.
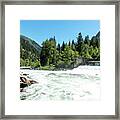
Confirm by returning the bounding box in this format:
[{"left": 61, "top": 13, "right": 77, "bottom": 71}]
[
  {"left": 20, "top": 35, "right": 41, "bottom": 67},
  {"left": 20, "top": 31, "right": 100, "bottom": 70}
]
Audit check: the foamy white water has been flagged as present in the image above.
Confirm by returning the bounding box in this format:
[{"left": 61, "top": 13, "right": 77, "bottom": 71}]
[{"left": 20, "top": 66, "right": 100, "bottom": 100}]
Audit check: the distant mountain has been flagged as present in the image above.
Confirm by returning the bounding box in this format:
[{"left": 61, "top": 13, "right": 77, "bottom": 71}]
[
  {"left": 20, "top": 35, "right": 41, "bottom": 66},
  {"left": 20, "top": 35, "right": 41, "bottom": 51}
]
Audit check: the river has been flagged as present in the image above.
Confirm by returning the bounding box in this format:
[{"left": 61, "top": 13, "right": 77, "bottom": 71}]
[{"left": 20, "top": 66, "right": 100, "bottom": 100}]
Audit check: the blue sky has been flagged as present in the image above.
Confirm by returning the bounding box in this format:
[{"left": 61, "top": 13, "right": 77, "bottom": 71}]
[{"left": 20, "top": 20, "right": 100, "bottom": 45}]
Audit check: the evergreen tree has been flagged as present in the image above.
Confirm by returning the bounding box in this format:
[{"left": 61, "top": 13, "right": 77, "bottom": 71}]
[
  {"left": 61, "top": 41, "right": 65, "bottom": 51},
  {"left": 77, "top": 32, "right": 83, "bottom": 44},
  {"left": 71, "top": 40, "right": 76, "bottom": 50},
  {"left": 57, "top": 43, "right": 61, "bottom": 53},
  {"left": 68, "top": 41, "right": 71, "bottom": 46},
  {"left": 90, "top": 36, "right": 96, "bottom": 48},
  {"left": 95, "top": 31, "right": 100, "bottom": 48},
  {"left": 84, "top": 35, "right": 90, "bottom": 45},
  {"left": 76, "top": 32, "right": 84, "bottom": 54},
  {"left": 40, "top": 40, "right": 49, "bottom": 66}
]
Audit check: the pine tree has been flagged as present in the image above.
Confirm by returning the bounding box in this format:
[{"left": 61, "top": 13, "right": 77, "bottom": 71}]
[
  {"left": 76, "top": 32, "right": 84, "bottom": 55},
  {"left": 57, "top": 43, "right": 61, "bottom": 53},
  {"left": 61, "top": 41, "right": 65, "bottom": 51},
  {"left": 84, "top": 35, "right": 90, "bottom": 45}
]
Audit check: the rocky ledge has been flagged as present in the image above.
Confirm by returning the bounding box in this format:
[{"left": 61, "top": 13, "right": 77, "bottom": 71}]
[{"left": 20, "top": 73, "right": 38, "bottom": 92}]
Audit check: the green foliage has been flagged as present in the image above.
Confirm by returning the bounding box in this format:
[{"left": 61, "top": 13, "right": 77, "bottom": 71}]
[
  {"left": 71, "top": 40, "right": 76, "bottom": 50},
  {"left": 76, "top": 32, "right": 84, "bottom": 54},
  {"left": 20, "top": 35, "right": 41, "bottom": 67},
  {"left": 20, "top": 58, "right": 25, "bottom": 66},
  {"left": 57, "top": 43, "right": 61, "bottom": 53},
  {"left": 40, "top": 64, "right": 55, "bottom": 70},
  {"left": 20, "top": 31, "right": 100, "bottom": 69},
  {"left": 40, "top": 37, "right": 57, "bottom": 66},
  {"left": 61, "top": 41, "right": 65, "bottom": 51},
  {"left": 84, "top": 35, "right": 90, "bottom": 45}
]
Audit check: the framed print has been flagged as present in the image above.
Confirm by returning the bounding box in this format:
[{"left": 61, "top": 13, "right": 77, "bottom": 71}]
[{"left": 0, "top": 0, "right": 119, "bottom": 119}]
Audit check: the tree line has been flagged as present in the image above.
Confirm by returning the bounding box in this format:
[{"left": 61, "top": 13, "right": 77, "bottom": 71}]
[{"left": 20, "top": 31, "right": 100, "bottom": 70}]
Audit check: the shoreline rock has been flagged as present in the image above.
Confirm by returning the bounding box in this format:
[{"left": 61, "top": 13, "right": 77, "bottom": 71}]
[{"left": 20, "top": 73, "right": 38, "bottom": 92}]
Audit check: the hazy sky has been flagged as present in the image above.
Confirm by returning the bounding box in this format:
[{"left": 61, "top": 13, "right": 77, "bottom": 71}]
[{"left": 20, "top": 20, "right": 100, "bottom": 45}]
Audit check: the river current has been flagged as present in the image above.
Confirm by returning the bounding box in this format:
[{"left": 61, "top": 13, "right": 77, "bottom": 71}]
[{"left": 20, "top": 66, "right": 100, "bottom": 100}]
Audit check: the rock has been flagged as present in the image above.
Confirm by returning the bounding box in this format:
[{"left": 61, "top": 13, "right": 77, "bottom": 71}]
[
  {"left": 30, "top": 80, "right": 38, "bottom": 84},
  {"left": 20, "top": 82, "right": 28, "bottom": 88},
  {"left": 20, "top": 76, "right": 27, "bottom": 83},
  {"left": 20, "top": 74, "right": 38, "bottom": 91},
  {"left": 23, "top": 73, "right": 29, "bottom": 76},
  {"left": 20, "top": 88, "right": 26, "bottom": 92}
]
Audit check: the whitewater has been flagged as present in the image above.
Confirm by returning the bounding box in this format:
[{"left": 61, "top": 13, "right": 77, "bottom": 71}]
[{"left": 20, "top": 66, "right": 100, "bottom": 100}]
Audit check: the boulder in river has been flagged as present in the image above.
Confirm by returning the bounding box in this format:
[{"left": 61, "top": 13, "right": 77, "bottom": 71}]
[{"left": 20, "top": 74, "right": 38, "bottom": 90}]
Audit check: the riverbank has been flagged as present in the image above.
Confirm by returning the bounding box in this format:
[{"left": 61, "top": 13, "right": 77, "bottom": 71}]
[{"left": 20, "top": 60, "right": 100, "bottom": 71}]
